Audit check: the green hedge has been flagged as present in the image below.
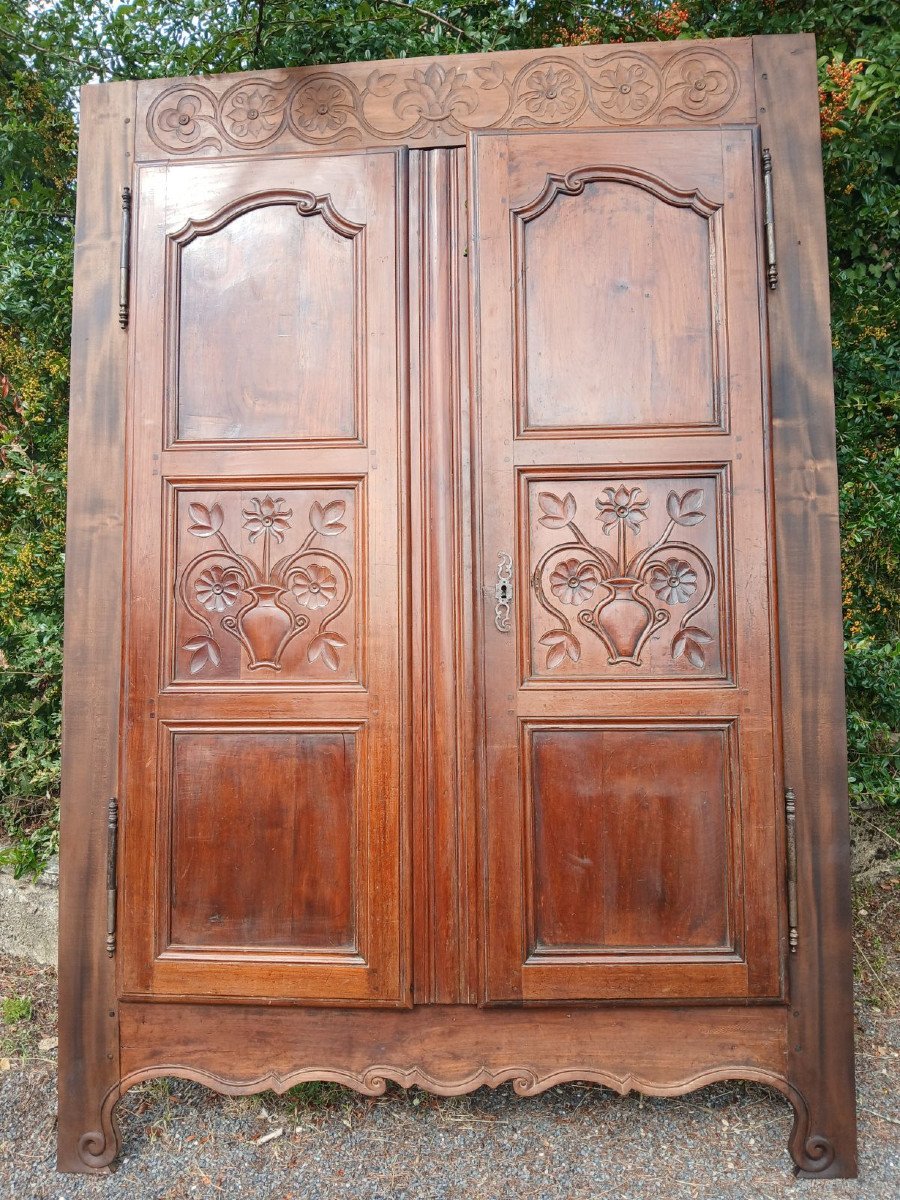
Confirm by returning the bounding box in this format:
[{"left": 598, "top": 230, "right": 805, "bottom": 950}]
[{"left": 1, "top": 2, "right": 897, "bottom": 877}]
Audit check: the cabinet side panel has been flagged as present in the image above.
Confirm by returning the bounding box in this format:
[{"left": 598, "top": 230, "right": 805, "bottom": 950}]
[
  {"left": 753, "top": 33, "right": 857, "bottom": 1179},
  {"left": 58, "top": 81, "right": 135, "bottom": 1172}
]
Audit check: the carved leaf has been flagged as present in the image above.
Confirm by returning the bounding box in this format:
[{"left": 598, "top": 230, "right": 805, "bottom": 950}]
[
  {"left": 539, "top": 629, "right": 581, "bottom": 670},
  {"left": 308, "top": 630, "right": 348, "bottom": 671},
  {"left": 475, "top": 62, "right": 506, "bottom": 90},
  {"left": 666, "top": 489, "right": 705, "bottom": 526},
  {"left": 537, "top": 491, "right": 576, "bottom": 529},
  {"left": 672, "top": 625, "right": 713, "bottom": 668},
  {"left": 182, "top": 635, "right": 221, "bottom": 674},
  {"left": 187, "top": 502, "right": 224, "bottom": 537},
  {"left": 366, "top": 69, "right": 396, "bottom": 96},
  {"left": 309, "top": 500, "right": 347, "bottom": 537}
]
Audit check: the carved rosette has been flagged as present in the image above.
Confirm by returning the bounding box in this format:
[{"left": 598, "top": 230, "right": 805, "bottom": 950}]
[{"left": 145, "top": 46, "right": 741, "bottom": 155}]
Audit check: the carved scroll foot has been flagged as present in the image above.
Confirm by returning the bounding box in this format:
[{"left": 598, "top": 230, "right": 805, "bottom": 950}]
[
  {"left": 58, "top": 1085, "right": 122, "bottom": 1174},
  {"left": 784, "top": 1084, "right": 856, "bottom": 1179}
]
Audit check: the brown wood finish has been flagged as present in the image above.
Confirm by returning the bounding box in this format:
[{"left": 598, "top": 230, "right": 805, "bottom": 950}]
[
  {"left": 755, "top": 34, "right": 857, "bottom": 1178},
  {"left": 120, "top": 148, "right": 409, "bottom": 1006},
  {"left": 57, "top": 80, "right": 135, "bottom": 1173},
  {"left": 471, "top": 126, "right": 782, "bottom": 1004},
  {"left": 60, "top": 35, "right": 856, "bottom": 1178}
]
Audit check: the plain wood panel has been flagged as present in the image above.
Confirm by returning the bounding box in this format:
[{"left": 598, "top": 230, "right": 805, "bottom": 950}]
[
  {"left": 175, "top": 201, "right": 360, "bottom": 443},
  {"left": 754, "top": 32, "right": 857, "bottom": 1179},
  {"left": 168, "top": 729, "right": 358, "bottom": 950},
  {"left": 528, "top": 725, "right": 732, "bottom": 952},
  {"left": 520, "top": 183, "right": 717, "bottom": 431},
  {"left": 57, "top": 79, "right": 135, "bottom": 1173}
]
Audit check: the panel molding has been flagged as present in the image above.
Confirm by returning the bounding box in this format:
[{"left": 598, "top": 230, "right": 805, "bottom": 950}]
[
  {"left": 154, "top": 719, "right": 367, "bottom": 964},
  {"left": 518, "top": 464, "right": 734, "bottom": 686},
  {"left": 163, "top": 476, "right": 366, "bottom": 688},
  {"left": 164, "top": 188, "right": 366, "bottom": 449},
  {"left": 520, "top": 718, "right": 742, "bottom": 965},
  {"left": 512, "top": 166, "right": 726, "bottom": 439}
]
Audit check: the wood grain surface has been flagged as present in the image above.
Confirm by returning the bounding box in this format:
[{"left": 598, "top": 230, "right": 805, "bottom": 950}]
[{"left": 59, "top": 34, "right": 856, "bottom": 1178}]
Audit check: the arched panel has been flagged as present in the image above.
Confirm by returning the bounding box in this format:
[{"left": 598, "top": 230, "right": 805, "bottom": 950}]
[
  {"left": 513, "top": 169, "right": 725, "bottom": 436},
  {"left": 168, "top": 192, "right": 365, "bottom": 445}
]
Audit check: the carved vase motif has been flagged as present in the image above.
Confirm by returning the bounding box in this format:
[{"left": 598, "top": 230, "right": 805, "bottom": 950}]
[
  {"left": 588, "top": 578, "right": 662, "bottom": 664},
  {"left": 534, "top": 484, "right": 715, "bottom": 672},
  {"left": 226, "top": 584, "right": 301, "bottom": 670}
]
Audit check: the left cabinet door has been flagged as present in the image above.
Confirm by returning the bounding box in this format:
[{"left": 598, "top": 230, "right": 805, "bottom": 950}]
[{"left": 120, "top": 149, "right": 410, "bottom": 1005}]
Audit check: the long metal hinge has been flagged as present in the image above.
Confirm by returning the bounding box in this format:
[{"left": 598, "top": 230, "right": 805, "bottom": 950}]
[
  {"left": 762, "top": 148, "right": 778, "bottom": 290},
  {"left": 785, "top": 786, "right": 798, "bottom": 953},
  {"left": 118, "top": 186, "right": 132, "bottom": 328},
  {"left": 106, "top": 797, "right": 118, "bottom": 956}
]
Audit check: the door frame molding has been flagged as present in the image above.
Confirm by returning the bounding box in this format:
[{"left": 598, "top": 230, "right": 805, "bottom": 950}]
[{"left": 59, "top": 34, "right": 855, "bottom": 1177}]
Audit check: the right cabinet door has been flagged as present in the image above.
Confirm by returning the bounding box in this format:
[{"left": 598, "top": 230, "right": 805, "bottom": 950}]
[{"left": 470, "top": 127, "right": 784, "bottom": 1003}]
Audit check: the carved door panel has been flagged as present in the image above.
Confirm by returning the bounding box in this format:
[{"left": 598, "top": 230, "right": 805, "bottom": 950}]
[
  {"left": 471, "top": 128, "right": 783, "bottom": 1001},
  {"left": 120, "top": 149, "right": 409, "bottom": 1003}
]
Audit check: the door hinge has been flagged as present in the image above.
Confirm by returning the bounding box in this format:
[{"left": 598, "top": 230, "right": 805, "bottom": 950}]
[
  {"left": 762, "top": 148, "right": 778, "bottom": 290},
  {"left": 785, "top": 786, "right": 798, "bottom": 953},
  {"left": 106, "top": 797, "right": 118, "bottom": 957},
  {"left": 118, "top": 186, "right": 132, "bottom": 329}
]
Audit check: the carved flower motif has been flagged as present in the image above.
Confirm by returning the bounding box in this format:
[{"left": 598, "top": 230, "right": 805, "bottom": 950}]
[
  {"left": 292, "top": 563, "right": 337, "bottom": 610},
  {"left": 242, "top": 495, "right": 292, "bottom": 543},
  {"left": 195, "top": 566, "right": 241, "bottom": 612},
  {"left": 224, "top": 87, "right": 281, "bottom": 139},
  {"left": 292, "top": 81, "right": 347, "bottom": 133},
  {"left": 649, "top": 558, "right": 698, "bottom": 605},
  {"left": 521, "top": 66, "right": 580, "bottom": 120},
  {"left": 158, "top": 94, "right": 202, "bottom": 141},
  {"left": 595, "top": 486, "right": 649, "bottom": 535},
  {"left": 678, "top": 57, "right": 729, "bottom": 110},
  {"left": 549, "top": 558, "right": 600, "bottom": 606},
  {"left": 394, "top": 63, "right": 478, "bottom": 123},
  {"left": 594, "top": 60, "right": 656, "bottom": 116}
]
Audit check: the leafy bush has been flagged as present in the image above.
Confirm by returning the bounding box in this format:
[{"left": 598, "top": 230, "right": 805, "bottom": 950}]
[{"left": 0, "top": 2, "right": 896, "bottom": 876}]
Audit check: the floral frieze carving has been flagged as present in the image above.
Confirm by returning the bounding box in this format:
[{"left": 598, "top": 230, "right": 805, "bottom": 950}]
[
  {"left": 173, "top": 488, "right": 356, "bottom": 682},
  {"left": 144, "top": 46, "right": 741, "bottom": 156},
  {"left": 529, "top": 475, "right": 726, "bottom": 680}
]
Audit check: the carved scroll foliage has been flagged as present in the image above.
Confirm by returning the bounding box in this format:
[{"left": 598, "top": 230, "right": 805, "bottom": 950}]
[
  {"left": 89, "top": 1062, "right": 834, "bottom": 1177},
  {"left": 146, "top": 47, "right": 740, "bottom": 155},
  {"left": 533, "top": 482, "right": 718, "bottom": 673},
  {"left": 177, "top": 492, "right": 353, "bottom": 678}
]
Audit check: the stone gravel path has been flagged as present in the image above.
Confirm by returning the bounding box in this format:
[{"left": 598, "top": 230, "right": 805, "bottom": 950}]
[
  {"left": 2, "top": 866, "right": 898, "bottom": 1200},
  {"left": 0, "top": 1003, "right": 897, "bottom": 1200}
]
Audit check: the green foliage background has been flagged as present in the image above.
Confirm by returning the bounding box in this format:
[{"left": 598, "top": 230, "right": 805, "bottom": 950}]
[{"left": 0, "top": 2, "right": 897, "bottom": 876}]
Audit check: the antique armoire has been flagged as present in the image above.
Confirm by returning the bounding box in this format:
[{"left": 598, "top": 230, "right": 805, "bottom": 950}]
[{"left": 59, "top": 33, "right": 856, "bottom": 1176}]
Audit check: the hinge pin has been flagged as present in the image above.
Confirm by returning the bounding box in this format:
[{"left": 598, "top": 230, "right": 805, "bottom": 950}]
[
  {"left": 785, "top": 786, "right": 798, "bottom": 953},
  {"left": 106, "top": 797, "right": 118, "bottom": 956},
  {"left": 118, "top": 187, "right": 132, "bottom": 329},
  {"left": 762, "top": 148, "right": 778, "bottom": 290}
]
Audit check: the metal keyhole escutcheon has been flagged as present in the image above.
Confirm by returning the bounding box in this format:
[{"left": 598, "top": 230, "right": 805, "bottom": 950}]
[{"left": 494, "top": 552, "right": 513, "bottom": 632}]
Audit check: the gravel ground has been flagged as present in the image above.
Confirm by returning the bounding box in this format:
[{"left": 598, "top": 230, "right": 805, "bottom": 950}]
[{"left": 1, "top": 871, "right": 897, "bottom": 1199}]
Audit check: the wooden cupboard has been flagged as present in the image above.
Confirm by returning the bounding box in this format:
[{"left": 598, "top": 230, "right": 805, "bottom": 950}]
[{"left": 59, "top": 34, "right": 856, "bottom": 1176}]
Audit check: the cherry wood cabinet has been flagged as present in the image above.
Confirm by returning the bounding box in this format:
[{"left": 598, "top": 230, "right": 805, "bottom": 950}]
[{"left": 59, "top": 34, "right": 856, "bottom": 1177}]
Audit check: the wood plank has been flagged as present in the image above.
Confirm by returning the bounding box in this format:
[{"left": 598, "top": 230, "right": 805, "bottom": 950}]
[
  {"left": 57, "top": 79, "right": 135, "bottom": 1173},
  {"left": 409, "top": 148, "right": 476, "bottom": 1004},
  {"left": 753, "top": 32, "right": 857, "bottom": 1179},
  {"left": 120, "top": 1000, "right": 787, "bottom": 1096}
]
